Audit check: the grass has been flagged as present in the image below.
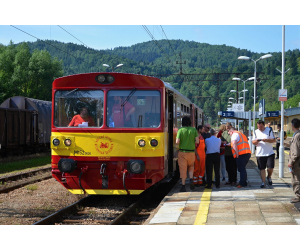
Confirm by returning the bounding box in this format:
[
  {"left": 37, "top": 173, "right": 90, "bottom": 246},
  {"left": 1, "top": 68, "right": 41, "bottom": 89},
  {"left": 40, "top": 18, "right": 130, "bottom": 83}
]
[
  {"left": 0, "top": 155, "right": 51, "bottom": 176},
  {"left": 26, "top": 184, "right": 38, "bottom": 191}
]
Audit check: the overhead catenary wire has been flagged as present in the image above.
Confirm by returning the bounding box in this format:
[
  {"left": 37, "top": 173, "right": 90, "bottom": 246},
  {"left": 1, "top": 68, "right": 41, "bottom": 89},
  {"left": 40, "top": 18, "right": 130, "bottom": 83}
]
[
  {"left": 10, "top": 25, "right": 90, "bottom": 64},
  {"left": 57, "top": 25, "right": 105, "bottom": 60},
  {"left": 160, "top": 25, "right": 178, "bottom": 61},
  {"left": 141, "top": 25, "right": 180, "bottom": 73},
  {"left": 57, "top": 25, "right": 89, "bottom": 48}
]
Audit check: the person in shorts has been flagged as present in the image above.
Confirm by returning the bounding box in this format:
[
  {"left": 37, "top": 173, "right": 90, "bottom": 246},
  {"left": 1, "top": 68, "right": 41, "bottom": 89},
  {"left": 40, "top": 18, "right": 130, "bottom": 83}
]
[
  {"left": 176, "top": 116, "right": 199, "bottom": 192},
  {"left": 252, "top": 120, "right": 276, "bottom": 188}
]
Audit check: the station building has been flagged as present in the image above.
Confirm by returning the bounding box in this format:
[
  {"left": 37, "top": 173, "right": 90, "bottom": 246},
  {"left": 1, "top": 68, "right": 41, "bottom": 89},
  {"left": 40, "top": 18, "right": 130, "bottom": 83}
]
[{"left": 265, "top": 107, "right": 300, "bottom": 135}]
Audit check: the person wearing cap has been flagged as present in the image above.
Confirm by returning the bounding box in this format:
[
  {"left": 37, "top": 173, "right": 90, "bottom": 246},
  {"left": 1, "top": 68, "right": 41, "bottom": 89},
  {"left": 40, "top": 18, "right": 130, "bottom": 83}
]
[
  {"left": 229, "top": 127, "right": 251, "bottom": 188},
  {"left": 204, "top": 128, "right": 221, "bottom": 189},
  {"left": 288, "top": 118, "right": 300, "bottom": 203},
  {"left": 202, "top": 123, "right": 211, "bottom": 140}
]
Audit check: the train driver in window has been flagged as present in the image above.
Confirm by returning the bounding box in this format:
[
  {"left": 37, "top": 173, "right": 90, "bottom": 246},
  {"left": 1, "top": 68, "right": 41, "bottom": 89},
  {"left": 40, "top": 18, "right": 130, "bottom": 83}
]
[
  {"left": 68, "top": 107, "right": 95, "bottom": 127},
  {"left": 111, "top": 96, "right": 135, "bottom": 127}
]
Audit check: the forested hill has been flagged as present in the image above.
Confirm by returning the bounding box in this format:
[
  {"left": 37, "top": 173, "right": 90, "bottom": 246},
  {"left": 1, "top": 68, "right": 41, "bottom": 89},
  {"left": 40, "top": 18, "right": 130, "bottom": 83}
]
[{"left": 3, "top": 39, "right": 300, "bottom": 123}]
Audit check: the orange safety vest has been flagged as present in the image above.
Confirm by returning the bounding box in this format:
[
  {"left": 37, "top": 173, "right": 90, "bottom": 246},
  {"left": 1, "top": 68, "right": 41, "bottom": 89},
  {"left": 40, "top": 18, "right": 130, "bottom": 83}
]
[{"left": 231, "top": 131, "right": 251, "bottom": 158}]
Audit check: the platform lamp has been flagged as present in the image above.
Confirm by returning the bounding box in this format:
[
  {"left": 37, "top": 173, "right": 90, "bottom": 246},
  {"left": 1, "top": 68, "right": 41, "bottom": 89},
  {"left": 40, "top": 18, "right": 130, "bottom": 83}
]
[
  {"left": 238, "top": 54, "right": 272, "bottom": 153},
  {"left": 103, "top": 63, "right": 124, "bottom": 72}
]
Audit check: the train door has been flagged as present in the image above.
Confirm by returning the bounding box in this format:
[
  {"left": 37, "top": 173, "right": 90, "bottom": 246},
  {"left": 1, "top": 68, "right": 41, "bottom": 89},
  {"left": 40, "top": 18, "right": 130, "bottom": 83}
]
[
  {"left": 195, "top": 108, "right": 198, "bottom": 128},
  {"left": 167, "top": 90, "right": 174, "bottom": 174}
]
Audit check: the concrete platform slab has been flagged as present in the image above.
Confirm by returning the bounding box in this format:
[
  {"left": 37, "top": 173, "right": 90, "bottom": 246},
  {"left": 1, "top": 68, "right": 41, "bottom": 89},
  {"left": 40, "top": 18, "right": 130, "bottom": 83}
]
[{"left": 144, "top": 153, "right": 300, "bottom": 225}]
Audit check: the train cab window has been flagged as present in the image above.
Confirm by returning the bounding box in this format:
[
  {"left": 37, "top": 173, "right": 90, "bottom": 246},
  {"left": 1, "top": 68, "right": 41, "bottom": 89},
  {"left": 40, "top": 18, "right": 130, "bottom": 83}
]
[
  {"left": 107, "top": 90, "right": 161, "bottom": 128},
  {"left": 54, "top": 90, "right": 104, "bottom": 127}
]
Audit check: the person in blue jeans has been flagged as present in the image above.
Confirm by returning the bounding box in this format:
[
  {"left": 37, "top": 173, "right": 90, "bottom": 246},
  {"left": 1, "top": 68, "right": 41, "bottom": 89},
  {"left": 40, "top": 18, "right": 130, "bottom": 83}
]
[{"left": 229, "top": 128, "right": 251, "bottom": 188}]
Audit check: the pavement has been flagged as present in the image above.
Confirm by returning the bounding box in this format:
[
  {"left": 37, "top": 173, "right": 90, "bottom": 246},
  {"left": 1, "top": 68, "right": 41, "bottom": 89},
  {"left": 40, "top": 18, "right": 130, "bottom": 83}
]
[{"left": 144, "top": 150, "right": 300, "bottom": 225}]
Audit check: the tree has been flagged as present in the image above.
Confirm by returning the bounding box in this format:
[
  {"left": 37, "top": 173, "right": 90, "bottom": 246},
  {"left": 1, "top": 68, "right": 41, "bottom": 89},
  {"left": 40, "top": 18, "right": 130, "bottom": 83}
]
[
  {"left": 28, "top": 50, "right": 63, "bottom": 100},
  {"left": 0, "top": 43, "right": 63, "bottom": 103}
]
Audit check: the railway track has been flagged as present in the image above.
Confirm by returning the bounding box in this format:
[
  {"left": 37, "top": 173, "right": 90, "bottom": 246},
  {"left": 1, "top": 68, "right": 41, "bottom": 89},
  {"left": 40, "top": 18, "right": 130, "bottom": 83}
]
[
  {"left": 33, "top": 174, "right": 178, "bottom": 225},
  {"left": 0, "top": 166, "right": 52, "bottom": 194}
]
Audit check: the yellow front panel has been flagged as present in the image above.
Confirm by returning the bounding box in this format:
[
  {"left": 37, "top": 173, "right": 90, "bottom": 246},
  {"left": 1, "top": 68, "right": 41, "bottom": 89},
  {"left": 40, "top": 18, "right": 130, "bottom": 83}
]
[{"left": 51, "top": 132, "right": 165, "bottom": 157}]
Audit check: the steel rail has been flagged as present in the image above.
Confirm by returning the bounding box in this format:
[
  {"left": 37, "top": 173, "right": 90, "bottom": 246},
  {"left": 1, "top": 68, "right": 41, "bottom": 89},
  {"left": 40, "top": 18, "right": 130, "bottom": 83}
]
[{"left": 33, "top": 196, "right": 92, "bottom": 225}]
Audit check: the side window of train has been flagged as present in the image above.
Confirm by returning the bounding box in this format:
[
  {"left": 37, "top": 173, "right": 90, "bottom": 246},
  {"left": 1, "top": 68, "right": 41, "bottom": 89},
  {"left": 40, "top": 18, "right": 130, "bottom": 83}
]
[
  {"left": 107, "top": 90, "right": 161, "bottom": 128},
  {"left": 54, "top": 90, "right": 104, "bottom": 128}
]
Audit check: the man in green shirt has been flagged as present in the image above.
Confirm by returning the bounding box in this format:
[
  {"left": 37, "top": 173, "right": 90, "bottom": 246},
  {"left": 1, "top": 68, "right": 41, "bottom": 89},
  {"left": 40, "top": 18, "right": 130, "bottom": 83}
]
[{"left": 176, "top": 116, "right": 199, "bottom": 192}]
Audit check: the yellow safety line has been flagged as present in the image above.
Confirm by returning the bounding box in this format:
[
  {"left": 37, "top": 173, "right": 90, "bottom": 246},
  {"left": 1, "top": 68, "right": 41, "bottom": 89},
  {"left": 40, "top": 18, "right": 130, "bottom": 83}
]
[
  {"left": 284, "top": 150, "right": 289, "bottom": 155},
  {"left": 194, "top": 189, "right": 212, "bottom": 225}
]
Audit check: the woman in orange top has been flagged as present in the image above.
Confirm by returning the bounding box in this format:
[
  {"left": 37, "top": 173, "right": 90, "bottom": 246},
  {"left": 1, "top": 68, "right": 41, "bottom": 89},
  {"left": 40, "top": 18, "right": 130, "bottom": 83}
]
[{"left": 193, "top": 125, "right": 206, "bottom": 186}]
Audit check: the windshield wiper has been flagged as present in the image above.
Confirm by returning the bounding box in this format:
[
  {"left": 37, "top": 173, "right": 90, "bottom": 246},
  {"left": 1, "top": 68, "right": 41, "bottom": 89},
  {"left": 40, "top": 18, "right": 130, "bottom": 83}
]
[
  {"left": 121, "top": 88, "right": 137, "bottom": 107},
  {"left": 65, "top": 88, "right": 79, "bottom": 96}
]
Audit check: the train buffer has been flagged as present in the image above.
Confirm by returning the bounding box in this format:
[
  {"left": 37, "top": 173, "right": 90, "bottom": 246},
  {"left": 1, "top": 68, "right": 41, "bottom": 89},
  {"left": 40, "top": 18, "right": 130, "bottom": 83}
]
[{"left": 144, "top": 152, "right": 300, "bottom": 225}]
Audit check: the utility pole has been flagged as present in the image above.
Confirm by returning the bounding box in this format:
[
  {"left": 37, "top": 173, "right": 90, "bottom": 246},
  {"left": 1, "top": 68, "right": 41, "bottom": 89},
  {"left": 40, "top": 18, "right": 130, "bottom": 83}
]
[{"left": 176, "top": 52, "right": 186, "bottom": 75}]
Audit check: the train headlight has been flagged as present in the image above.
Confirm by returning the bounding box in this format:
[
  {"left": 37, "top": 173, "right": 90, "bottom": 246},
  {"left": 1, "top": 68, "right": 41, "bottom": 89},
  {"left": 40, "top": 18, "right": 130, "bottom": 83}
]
[
  {"left": 96, "top": 74, "right": 106, "bottom": 83},
  {"left": 64, "top": 139, "right": 72, "bottom": 146},
  {"left": 107, "top": 75, "right": 115, "bottom": 83},
  {"left": 58, "top": 158, "right": 77, "bottom": 173},
  {"left": 53, "top": 138, "right": 60, "bottom": 146},
  {"left": 127, "top": 160, "right": 145, "bottom": 174},
  {"left": 95, "top": 74, "right": 115, "bottom": 84},
  {"left": 138, "top": 139, "right": 146, "bottom": 147},
  {"left": 150, "top": 139, "right": 158, "bottom": 147}
]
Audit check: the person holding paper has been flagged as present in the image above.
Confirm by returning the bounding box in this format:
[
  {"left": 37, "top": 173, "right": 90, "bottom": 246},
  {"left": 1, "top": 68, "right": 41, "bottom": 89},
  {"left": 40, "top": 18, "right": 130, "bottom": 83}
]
[{"left": 68, "top": 107, "right": 95, "bottom": 127}]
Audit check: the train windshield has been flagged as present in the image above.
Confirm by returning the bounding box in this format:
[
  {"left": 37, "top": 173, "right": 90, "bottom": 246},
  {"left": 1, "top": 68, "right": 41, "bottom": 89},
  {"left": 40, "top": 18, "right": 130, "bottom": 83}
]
[
  {"left": 107, "top": 90, "right": 161, "bottom": 128},
  {"left": 54, "top": 90, "right": 104, "bottom": 127}
]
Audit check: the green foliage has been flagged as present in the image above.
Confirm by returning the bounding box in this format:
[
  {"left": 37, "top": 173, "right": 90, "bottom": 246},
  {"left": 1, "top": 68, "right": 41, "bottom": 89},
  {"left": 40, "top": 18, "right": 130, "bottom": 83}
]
[
  {"left": 0, "top": 42, "right": 63, "bottom": 103},
  {"left": 1, "top": 39, "right": 300, "bottom": 124},
  {"left": 0, "top": 156, "right": 51, "bottom": 175}
]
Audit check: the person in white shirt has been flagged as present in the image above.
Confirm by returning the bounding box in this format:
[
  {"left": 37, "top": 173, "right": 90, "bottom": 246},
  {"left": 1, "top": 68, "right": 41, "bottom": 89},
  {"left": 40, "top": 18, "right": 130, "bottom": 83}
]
[
  {"left": 205, "top": 129, "right": 221, "bottom": 189},
  {"left": 252, "top": 120, "right": 276, "bottom": 188}
]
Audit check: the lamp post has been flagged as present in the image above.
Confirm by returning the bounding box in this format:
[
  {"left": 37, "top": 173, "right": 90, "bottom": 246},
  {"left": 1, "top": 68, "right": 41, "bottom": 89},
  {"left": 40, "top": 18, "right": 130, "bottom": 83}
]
[
  {"left": 230, "top": 90, "right": 246, "bottom": 104},
  {"left": 238, "top": 54, "right": 272, "bottom": 153},
  {"left": 232, "top": 77, "right": 252, "bottom": 110},
  {"left": 228, "top": 97, "right": 237, "bottom": 103},
  {"left": 103, "top": 63, "right": 124, "bottom": 72},
  {"left": 276, "top": 25, "right": 291, "bottom": 178}
]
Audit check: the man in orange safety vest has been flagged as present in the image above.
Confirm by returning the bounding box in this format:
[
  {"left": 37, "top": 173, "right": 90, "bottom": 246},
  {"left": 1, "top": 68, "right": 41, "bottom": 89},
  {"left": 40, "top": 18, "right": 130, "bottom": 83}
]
[{"left": 229, "top": 128, "right": 251, "bottom": 188}]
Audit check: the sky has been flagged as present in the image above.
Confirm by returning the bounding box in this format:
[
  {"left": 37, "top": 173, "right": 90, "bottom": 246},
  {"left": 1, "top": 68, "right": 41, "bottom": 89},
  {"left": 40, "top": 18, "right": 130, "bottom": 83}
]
[
  {"left": 1, "top": 1, "right": 300, "bottom": 54},
  {"left": 1, "top": 25, "right": 299, "bottom": 54}
]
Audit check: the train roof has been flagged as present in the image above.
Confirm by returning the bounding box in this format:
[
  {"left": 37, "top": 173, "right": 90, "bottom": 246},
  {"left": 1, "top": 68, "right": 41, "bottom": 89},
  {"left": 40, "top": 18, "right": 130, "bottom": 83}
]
[{"left": 163, "top": 81, "right": 203, "bottom": 112}]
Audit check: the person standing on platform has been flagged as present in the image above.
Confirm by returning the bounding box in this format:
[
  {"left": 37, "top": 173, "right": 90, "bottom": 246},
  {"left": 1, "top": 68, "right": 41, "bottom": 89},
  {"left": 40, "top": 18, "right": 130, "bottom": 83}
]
[
  {"left": 193, "top": 125, "right": 206, "bottom": 186},
  {"left": 275, "top": 124, "right": 287, "bottom": 159},
  {"left": 202, "top": 123, "right": 211, "bottom": 140},
  {"left": 229, "top": 128, "right": 251, "bottom": 188},
  {"left": 217, "top": 124, "right": 227, "bottom": 181},
  {"left": 252, "top": 120, "right": 276, "bottom": 188},
  {"left": 204, "top": 129, "right": 221, "bottom": 189},
  {"left": 222, "top": 122, "right": 238, "bottom": 186},
  {"left": 288, "top": 118, "right": 300, "bottom": 203},
  {"left": 176, "top": 116, "right": 199, "bottom": 192}
]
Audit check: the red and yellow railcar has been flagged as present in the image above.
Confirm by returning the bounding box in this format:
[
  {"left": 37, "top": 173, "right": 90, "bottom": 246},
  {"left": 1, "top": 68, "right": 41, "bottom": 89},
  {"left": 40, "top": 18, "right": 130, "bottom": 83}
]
[{"left": 51, "top": 73, "right": 203, "bottom": 195}]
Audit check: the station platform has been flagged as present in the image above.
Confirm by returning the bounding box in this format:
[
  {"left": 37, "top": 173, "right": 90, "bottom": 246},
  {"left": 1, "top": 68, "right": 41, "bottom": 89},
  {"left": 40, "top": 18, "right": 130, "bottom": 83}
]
[{"left": 145, "top": 151, "right": 300, "bottom": 225}]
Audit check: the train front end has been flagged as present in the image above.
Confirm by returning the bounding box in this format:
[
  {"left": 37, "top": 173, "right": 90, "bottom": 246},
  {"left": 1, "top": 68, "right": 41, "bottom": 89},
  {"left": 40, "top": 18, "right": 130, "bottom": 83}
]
[{"left": 51, "top": 73, "right": 166, "bottom": 195}]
